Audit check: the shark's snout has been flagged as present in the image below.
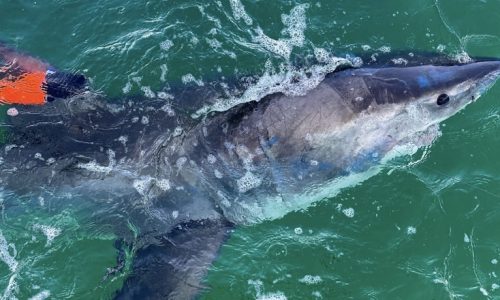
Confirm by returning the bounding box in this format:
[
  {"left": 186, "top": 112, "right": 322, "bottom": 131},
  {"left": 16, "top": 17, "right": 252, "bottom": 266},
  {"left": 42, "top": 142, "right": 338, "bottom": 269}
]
[
  {"left": 423, "top": 60, "right": 500, "bottom": 90},
  {"left": 462, "top": 60, "right": 500, "bottom": 97},
  {"left": 460, "top": 60, "right": 500, "bottom": 82}
]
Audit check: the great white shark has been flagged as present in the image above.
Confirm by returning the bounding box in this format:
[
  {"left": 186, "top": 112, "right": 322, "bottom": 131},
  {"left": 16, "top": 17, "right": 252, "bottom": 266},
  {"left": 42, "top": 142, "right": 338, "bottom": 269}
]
[{"left": 1, "top": 46, "right": 500, "bottom": 299}]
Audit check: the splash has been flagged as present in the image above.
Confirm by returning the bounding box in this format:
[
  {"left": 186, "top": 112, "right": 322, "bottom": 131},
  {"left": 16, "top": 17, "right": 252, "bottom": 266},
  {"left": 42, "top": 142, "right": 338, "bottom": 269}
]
[
  {"left": 28, "top": 290, "right": 50, "bottom": 300},
  {"left": 0, "top": 230, "right": 18, "bottom": 300},
  {"left": 193, "top": 54, "right": 352, "bottom": 117},
  {"left": 193, "top": 3, "right": 354, "bottom": 118},
  {"left": 0, "top": 230, "right": 18, "bottom": 272},
  {"left": 181, "top": 74, "right": 205, "bottom": 86},
  {"left": 76, "top": 149, "right": 116, "bottom": 174},
  {"left": 2, "top": 274, "right": 18, "bottom": 300},
  {"left": 33, "top": 224, "right": 61, "bottom": 246},
  {"left": 253, "top": 4, "right": 310, "bottom": 59},
  {"left": 298, "top": 275, "right": 323, "bottom": 285},
  {"left": 229, "top": 0, "right": 253, "bottom": 26},
  {"left": 249, "top": 279, "right": 288, "bottom": 300}
]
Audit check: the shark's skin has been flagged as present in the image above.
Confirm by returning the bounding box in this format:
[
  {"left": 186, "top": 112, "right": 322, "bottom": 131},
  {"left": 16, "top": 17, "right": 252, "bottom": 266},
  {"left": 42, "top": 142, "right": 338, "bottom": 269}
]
[{"left": 1, "top": 57, "right": 500, "bottom": 299}]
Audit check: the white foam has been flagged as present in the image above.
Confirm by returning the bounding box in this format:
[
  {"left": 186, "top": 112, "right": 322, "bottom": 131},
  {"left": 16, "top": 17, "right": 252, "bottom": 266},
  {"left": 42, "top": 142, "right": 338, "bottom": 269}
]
[
  {"left": 237, "top": 171, "right": 262, "bottom": 193},
  {"left": 28, "top": 290, "right": 50, "bottom": 300},
  {"left": 391, "top": 58, "right": 408, "bottom": 65},
  {"left": 252, "top": 4, "right": 309, "bottom": 60},
  {"left": 249, "top": 278, "right": 287, "bottom": 300},
  {"left": 0, "top": 230, "right": 18, "bottom": 272},
  {"left": 257, "top": 292, "right": 287, "bottom": 300},
  {"left": 6, "top": 108, "right": 18, "bottom": 117},
  {"left": 253, "top": 29, "right": 292, "bottom": 59},
  {"left": 133, "top": 177, "right": 171, "bottom": 197},
  {"left": 77, "top": 161, "right": 111, "bottom": 173},
  {"left": 464, "top": 233, "right": 470, "bottom": 243},
  {"left": 141, "top": 86, "right": 155, "bottom": 98},
  {"left": 181, "top": 74, "right": 204, "bottom": 86},
  {"left": 455, "top": 51, "right": 472, "bottom": 64},
  {"left": 379, "top": 46, "right": 391, "bottom": 53},
  {"left": 176, "top": 157, "right": 187, "bottom": 170},
  {"left": 248, "top": 279, "right": 264, "bottom": 296},
  {"left": 159, "top": 39, "right": 174, "bottom": 51},
  {"left": 361, "top": 45, "right": 371, "bottom": 51},
  {"left": 172, "top": 210, "right": 179, "bottom": 219},
  {"left": 122, "top": 82, "right": 132, "bottom": 94},
  {"left": 342, "top": 208, "right": 355, "bottom": 218},
  {"left": 229, "top": 0, "right": 253, "bottom": 25},
  {"left": 76, "top": 149, "right": 116, "bottom": 174},
  {"left": 206, "top": 37, "right": 222, "bottom": 49},
  {"left": 313, "top": 48, "right": 330, "bottom": 63},
  {"left": 118, "top": 136, "right": 128, "bottom": 148},
  {"left": 160, "top": 64, "right": 168, "bottom": 82},
  {"left": 160, "top": 103, "right": 175, "bottom": 116},
  {"left": 2, "top": 274, "right": 18, "bottom": 300},
  {"left": 4, "top": 144, "right": 17, "bottom": 154},
  {"left": 156, "top": 179, "right": 171, "bottom": 191},
  {"left": 193, "top": 54, "right": 351, "bottom": 117},
  {"left": 207, "top": 154, "right": 217, "bottom": 164},
  {"left": 33, "top": 224, "right": 61, "bottom": 246},
  {"left": 173, "top": 127, "right": 183, "bottom": 137},
  {"left": 407, "top": 226, "right": 417, "bottom": 235},
  {"left": 217, "top": 190, "right": 232, "bottom": 207},
  {"left": 281, "top": 4, "right": 309, "bottom": 48},
  {"left": 235, "top": 145, "right": 255, "bottom": 169},
  {"left": 298, "top": 275, "right": 323, "bottom": 285},
  {"left": 133, "top": 177, "right": 153, "bottom": 197}
]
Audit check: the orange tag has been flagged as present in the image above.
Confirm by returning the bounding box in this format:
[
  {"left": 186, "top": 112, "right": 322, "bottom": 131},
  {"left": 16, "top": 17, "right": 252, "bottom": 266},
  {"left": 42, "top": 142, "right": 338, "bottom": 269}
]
[{"left": 0, "top": 71, "right": 47, "bottom": 105}]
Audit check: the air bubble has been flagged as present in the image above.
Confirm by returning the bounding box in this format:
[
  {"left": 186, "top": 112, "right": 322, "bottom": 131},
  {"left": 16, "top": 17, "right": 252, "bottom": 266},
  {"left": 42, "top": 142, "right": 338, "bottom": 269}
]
[
  {"left": 406, "top": 226, "right": 417, "bottom": 235},
  {"left": 237, "top": 171, "right": 262, "bottom": 193},
  {"left": 342, "top": 208, "right": 355, "bottom": 218}
]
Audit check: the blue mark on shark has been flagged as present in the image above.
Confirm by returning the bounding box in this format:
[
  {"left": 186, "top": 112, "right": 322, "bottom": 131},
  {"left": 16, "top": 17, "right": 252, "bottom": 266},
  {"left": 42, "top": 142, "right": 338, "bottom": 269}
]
[
  {"left": 350, "top": 150, "right": 382, "bottom": 173},
  {"left": 267, "top": 135, "right": 279, "bottom": 147},
  {"left": 417, "top": 76, "right": 430, "bottom": 88}
]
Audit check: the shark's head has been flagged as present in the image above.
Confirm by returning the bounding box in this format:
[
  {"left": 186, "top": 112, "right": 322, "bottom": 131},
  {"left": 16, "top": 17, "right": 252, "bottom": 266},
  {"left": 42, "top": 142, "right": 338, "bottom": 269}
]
[
  {"left": 261, "top": 60, "right": 500, "bottom": 169},
  {"left": 214, "top": 60, "right": 500, "bottom": 224},
  {"left": 356, "top": 60, "right": 500, "bottom": 125},
  {"left": 329, "top": 60, "right": 500, "bottom": 165}
]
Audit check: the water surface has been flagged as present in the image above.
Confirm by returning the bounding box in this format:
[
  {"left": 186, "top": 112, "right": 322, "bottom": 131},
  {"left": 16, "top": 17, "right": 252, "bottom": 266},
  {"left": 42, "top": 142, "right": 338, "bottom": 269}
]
[{"left": 1, "top": 0, "right": 500, "bottom": 299}]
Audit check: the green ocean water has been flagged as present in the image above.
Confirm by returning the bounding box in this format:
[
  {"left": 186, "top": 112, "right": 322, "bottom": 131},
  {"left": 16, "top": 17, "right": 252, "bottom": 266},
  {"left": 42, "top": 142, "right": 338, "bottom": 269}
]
[{"left": 1, "top": 0, "right": 500, "bottom": 299}]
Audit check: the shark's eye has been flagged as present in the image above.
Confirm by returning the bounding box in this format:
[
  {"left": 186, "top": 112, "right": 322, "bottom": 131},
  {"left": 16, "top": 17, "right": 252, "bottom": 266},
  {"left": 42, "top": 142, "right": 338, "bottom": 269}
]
[{"left": 437, "top": 94, "right": 450, "bottom": 106}]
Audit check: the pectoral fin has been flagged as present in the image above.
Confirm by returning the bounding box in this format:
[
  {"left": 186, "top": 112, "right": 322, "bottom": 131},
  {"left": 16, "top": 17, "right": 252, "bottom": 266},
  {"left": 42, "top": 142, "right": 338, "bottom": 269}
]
[{"left": 114, "top": 219, "right": 233, "bottom": 300}]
